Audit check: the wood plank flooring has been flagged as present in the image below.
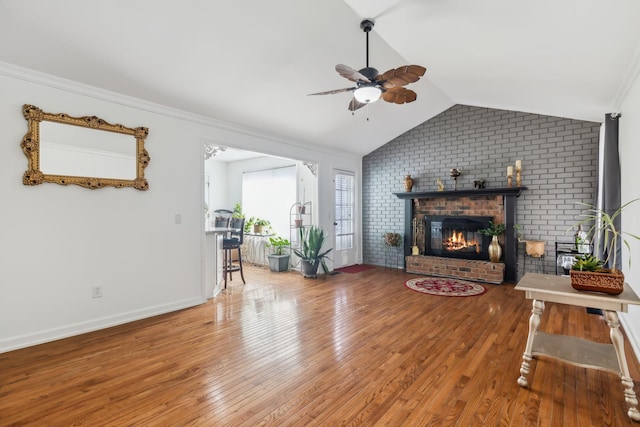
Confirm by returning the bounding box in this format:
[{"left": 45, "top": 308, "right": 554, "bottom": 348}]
[{"left": 1, "top": 265, "right": 639, "bottom": 426}]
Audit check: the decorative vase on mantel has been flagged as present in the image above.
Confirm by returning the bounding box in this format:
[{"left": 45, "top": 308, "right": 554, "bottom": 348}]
[
  {"left": 404, "top": 175, "right": 414, "bottom": 192},
  {"left": 488, "top": 235, "right": 502, "bottom": 262}
]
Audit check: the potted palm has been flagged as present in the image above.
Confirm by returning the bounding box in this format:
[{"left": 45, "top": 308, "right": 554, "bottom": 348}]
[
  {"left": 267, "top": 236, "right": 290, "bottom": 272},
  {"left": 293, "top": 225, "right": 333, "bottom": 278},
  {"left": 479, "top": 220, "right": 506, "bottom": 262},
  {"left": 569, "top": 199, "right": 640, "bottom": 294}
]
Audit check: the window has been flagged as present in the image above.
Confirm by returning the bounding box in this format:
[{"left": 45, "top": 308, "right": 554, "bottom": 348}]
[
  {"left": 242, "top": 166, "right": 296, "bottom": 237},
  {"left": 335, "top": 171, "right": 355, "bottom": 251}
]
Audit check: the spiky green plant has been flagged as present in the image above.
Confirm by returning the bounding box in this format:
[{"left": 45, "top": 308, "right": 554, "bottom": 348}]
[
  {"left": 574, "top": 198, "right": 640, "bottom": 273},
  {"left": 293, "top": 225, "right": 333, "bottom": 273},
  {"left": 571, "top": 254, "right": 603, "bottom": 272}
]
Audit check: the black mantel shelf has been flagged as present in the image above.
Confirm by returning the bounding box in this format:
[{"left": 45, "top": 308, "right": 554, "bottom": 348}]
[{"left": 393, "top": 186, "right": 527, "bottom": 200}]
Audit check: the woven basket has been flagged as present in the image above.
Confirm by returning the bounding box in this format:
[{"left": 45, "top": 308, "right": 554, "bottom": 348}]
[
  {"left": 570, "top": 269, "right": 624, "bottom": 295},
  {"left": 525, "top": 240, "right": 545, "bottom": 257}
]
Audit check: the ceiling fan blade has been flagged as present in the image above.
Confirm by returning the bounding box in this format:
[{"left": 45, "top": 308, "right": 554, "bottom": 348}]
[
  {"left": 382, "top": 87, "right": 418, "bottom": 105},
  {"left": 336, "top": 64, "right": 371, "bottom": 83},
  {"left": 308, "top": 87, "right": 356, "bottom": 96},
  {"left": 379, "top": 65, "right": 427, "bottom": 88},
  {"left": 348, "top": 97, "right": 367, "bottom": 112}
]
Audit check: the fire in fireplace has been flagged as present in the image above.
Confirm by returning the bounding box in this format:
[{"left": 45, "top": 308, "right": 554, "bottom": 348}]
[{"left": 424, "top": 215, "right": 493, "bottom": 260}]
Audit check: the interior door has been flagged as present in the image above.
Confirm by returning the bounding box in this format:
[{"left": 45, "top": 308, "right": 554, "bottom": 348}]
[{"left": 333, "top": 169, "right": 357, "bottom": 268}]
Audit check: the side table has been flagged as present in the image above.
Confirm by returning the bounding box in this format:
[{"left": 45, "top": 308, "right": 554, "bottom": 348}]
[{"left": 515, "top": 273, "right": 640, "bottom": 422}]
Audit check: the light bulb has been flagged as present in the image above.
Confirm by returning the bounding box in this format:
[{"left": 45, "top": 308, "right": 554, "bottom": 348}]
[{"left": 353, "top": 86, "right": 382, "bottom": 104}]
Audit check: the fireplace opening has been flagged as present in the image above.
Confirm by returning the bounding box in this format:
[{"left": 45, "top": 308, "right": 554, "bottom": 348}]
[{"left": 424, "top": 215, "right": 493, "bottom": 260}]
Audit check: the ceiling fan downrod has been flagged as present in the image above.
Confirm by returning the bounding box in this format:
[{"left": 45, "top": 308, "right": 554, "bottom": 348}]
[{"left": 360, "top": 19, "right": 374, "bottom": 69}]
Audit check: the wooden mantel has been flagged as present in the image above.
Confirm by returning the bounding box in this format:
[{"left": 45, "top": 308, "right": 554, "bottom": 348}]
[
  {"left": 393, "top": 186, "right": 527, "bottom": 200},
  {"left": 394, "top": 186, "right": 528, "bottom": 283}
]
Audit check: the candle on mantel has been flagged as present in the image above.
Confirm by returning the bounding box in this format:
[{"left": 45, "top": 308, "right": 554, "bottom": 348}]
[
  {"left": 515, "top": 160, "right": 522, "bottom": 171},
  {"left": 507, "top": 166, "right": 514, "bottom": 176}
]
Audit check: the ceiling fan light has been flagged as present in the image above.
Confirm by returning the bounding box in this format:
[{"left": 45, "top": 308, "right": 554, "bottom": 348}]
[{"left": 354, "top": 86, "right": 382, "bottom": 104}]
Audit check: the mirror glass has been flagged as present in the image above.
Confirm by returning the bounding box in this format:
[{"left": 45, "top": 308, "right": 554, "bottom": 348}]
[
  {"left": 40, "top": 122, "right": 137, "bottom": 180},
  {"left": 21, "top": 105, "right": 150, "bottom": 190}
]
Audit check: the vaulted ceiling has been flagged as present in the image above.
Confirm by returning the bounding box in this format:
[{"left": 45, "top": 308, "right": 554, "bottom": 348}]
[{"left": 2, "top": 0, "right": 639, "bottom": 156}]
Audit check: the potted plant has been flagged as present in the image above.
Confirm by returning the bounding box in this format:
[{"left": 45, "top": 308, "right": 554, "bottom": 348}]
[
  {"left": 267, "top": 236, "right": 290, "bottom": 272},
  {"left": 479, "top": 220, "right": 506, "bottom": 262},
  {"left": 293, "top": 225, "right": 333, "bottom": 278},
  {"left": 569, "top": 199, "right": 640, "bottom": 294},
  {"left": 513, "top": 224, "right": 545, "bottom": 257},
  {"left": 244, "top": 217, "right": 270, "bottom": 233},
  {"left": 232, "top": 203, "right": 244, "bottom": 219}
]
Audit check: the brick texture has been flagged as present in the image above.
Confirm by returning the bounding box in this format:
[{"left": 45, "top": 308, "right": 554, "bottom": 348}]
[
  {"left": 406, "top": 255, "right": 505, "bottom": 284},
  {"left": 362, "top": 104, "right": 600, "bottom": 279}
]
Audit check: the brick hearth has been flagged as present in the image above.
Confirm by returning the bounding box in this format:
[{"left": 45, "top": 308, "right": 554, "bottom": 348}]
[{"left": 406, "top": 255, "right": 505, "bottom": 284}]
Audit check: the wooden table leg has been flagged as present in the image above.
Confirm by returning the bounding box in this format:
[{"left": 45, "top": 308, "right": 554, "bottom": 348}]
[
  {"left": 518, "top": 299, "right": 544, "bottom": 387},
  {"left": 604, "top": 310, "right": 640, "bottom": 422}
]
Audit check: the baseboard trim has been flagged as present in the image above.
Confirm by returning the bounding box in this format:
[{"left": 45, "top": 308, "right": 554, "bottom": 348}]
[{"left": 0, "top": 297, "right": 203, "bottom": 354}]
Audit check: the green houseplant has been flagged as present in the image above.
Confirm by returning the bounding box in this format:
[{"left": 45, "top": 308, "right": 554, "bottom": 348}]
[
  {"left": 293, "top": 225, "right": 333, "bottom": 278},
  {"left": 267, "top": 236, "right": 290, "bottom": 272},
  {"left": 232, "top": 203, "right": 244, "bottom": 219},
  {"left": 569, "top": 199, "right": 640, "bottom": 294},
  {"left": 246, "top": 217, "right": 270, "bottom": 234},
  {"left": 479, "top": 220, "right": 506, "bottom": 262}
]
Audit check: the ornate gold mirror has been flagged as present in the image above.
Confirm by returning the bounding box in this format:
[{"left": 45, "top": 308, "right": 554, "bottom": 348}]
[{"left": 21, "top": 104, "right": 150, "bottom": 190}]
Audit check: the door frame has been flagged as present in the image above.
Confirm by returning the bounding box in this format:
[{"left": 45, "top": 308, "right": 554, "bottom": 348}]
[{"left": 332, "top": 168, "right": 359, "bottom": 268}]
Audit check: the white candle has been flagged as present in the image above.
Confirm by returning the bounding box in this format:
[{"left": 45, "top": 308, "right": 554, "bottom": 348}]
[
  {"left": 515, "top": 160, "right": 522, "bottom": 171},
  {"left": 507, "top": 166, "right": 513, "bottom": 176}
]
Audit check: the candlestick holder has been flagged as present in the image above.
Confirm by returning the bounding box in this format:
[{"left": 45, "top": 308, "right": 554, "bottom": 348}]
[
  {"left": 449, "top": 168, "right": 461, "bottom": 191},
  {"left": 507, "top": 174, "right": 513, "bottom": 187},
  {"left": 516, "top": 169, "right": 521, "bottom": 187}
]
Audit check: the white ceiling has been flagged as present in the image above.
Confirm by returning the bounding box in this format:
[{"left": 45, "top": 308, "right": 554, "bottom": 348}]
[{"left": 2, "top": 0, "right": 640, "bottom": 157}]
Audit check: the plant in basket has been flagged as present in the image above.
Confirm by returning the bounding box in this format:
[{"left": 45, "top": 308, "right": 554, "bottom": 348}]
[{"left": 570, "top": 199, "right": 640, "bottom": 295}]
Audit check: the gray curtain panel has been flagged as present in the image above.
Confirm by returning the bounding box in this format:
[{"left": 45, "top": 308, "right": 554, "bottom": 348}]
[{"left": 599, "top": 113, "right": 621, "bottom": 269}]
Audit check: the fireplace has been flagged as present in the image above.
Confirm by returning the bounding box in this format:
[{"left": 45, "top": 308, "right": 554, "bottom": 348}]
[{"left": 424, "top": 215, "right": 493, "bottom": 260}]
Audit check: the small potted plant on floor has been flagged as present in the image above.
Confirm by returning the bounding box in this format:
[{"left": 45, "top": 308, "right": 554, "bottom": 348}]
[
  {"left": 569, "top": 199, "right": 640, "bottom": 295},
  {"left": 293, "top": 225, "right": 333, "bottom": 278},
  {"left": 479, "top": 220, "right": 506, "bottom": 262},
  {"left": 267, "top": 236, "right": 290, "bottom": 272}
]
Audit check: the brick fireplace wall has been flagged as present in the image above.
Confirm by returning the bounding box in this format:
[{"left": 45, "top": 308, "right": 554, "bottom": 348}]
[{"left": 362, "top": 104, "right": 600, "bottom": 279}]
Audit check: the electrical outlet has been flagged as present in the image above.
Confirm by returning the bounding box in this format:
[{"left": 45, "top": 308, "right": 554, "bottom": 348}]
[{"left": 92, "top": 285, "right": 103, "bottom": 298}]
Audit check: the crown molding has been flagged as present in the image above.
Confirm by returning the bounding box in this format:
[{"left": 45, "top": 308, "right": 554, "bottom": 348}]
[{"left": 0, "top": 61, "right": 358, "bottom": 161}]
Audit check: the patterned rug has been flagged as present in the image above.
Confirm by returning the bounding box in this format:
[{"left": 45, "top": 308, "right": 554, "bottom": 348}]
[{"left": 405, "top": 277, "right": 486, "bottom": 297}]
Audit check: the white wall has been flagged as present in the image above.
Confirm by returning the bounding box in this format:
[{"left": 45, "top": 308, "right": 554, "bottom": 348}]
[
  {"left": 204, "top": 158, "right": 229, "bottom": 228},
  {"left": 619, "top": 70, "right": 640, "bottom": 360},
  {"left": 0, "top": 65, "right": 361, "bottom": 353}
]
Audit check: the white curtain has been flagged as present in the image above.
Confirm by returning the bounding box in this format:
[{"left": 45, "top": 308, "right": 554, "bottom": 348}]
[{"left": 242, "top": 166, "right": 296, "bottom": 238}]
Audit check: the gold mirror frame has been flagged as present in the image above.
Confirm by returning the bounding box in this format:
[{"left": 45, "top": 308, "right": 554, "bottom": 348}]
[{"left": 21, "top": 104, "right": 150, "bottom": 190}]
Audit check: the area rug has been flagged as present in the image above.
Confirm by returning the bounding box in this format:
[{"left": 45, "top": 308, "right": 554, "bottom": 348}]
[
  {"left": 335, "top": 264, "right": 376, "bottom": 274},
  {"left": 405, "top": 277, "right": 486, "bottom": 297}
]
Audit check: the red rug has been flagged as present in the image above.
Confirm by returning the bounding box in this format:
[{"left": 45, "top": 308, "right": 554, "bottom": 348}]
[
  {"left": 405, "top": 277, "right": 486, "bottom": 297},
  {"left": 335, "top": 264, "right": 376, "bottom": 274}
]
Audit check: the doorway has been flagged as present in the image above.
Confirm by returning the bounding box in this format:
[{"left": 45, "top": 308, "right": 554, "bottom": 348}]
[{"left": 333, "top": 169, "right": 357, "bottom": 268}]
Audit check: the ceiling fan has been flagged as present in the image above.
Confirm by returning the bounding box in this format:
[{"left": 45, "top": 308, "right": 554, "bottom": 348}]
[{"left": 309, "top": 19, "right": 426, "bottom": 112}]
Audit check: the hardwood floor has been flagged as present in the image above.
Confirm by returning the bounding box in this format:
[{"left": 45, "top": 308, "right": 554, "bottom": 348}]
[{"left": 1, "top": 265, "right": 639, "bottom": 426}]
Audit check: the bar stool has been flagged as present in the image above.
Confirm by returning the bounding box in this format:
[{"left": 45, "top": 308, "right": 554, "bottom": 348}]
[
  {"left": 213, "top": 209, "right": 232, "bottom": 228},
  {"left": 223, "top": 217, "right": 246, "bottom": 288}
]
